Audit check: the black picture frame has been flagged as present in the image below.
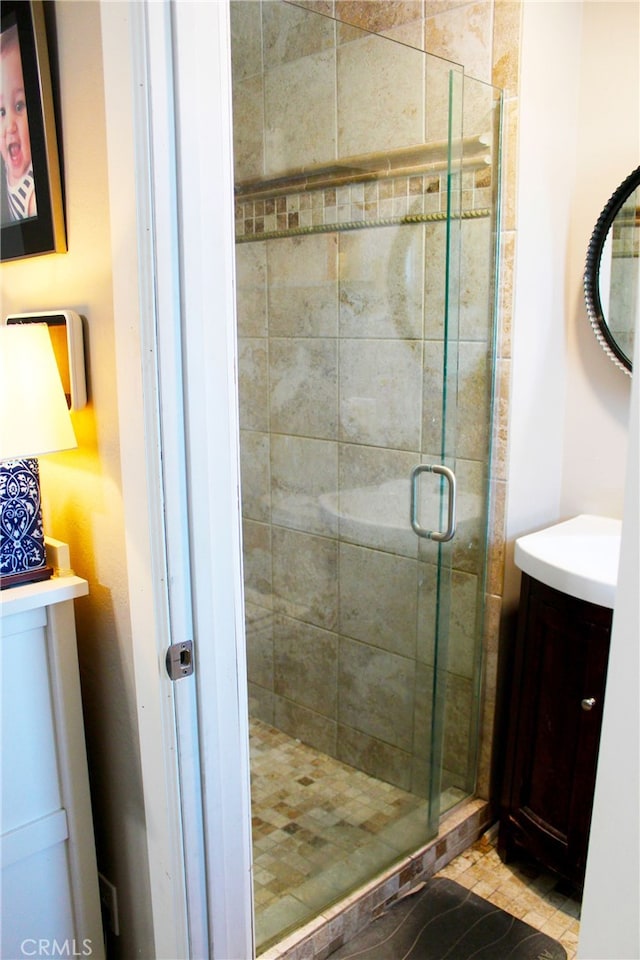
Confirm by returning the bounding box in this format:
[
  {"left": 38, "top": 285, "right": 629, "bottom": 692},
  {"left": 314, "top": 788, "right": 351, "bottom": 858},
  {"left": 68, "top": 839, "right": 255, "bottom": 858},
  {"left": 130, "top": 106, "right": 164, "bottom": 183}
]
[{"left": 1, "top": 0, "right": 65, "bottom": 261}]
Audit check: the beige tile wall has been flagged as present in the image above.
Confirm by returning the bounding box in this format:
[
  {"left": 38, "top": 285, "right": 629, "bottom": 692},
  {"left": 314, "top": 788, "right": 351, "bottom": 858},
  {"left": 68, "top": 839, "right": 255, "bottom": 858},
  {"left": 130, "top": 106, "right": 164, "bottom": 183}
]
[
  {"left": 232, "top": 0, "right": 518, "bottom": 804},
  {"left": 341, "top": 0, "right": 520, "bottom": 801}
]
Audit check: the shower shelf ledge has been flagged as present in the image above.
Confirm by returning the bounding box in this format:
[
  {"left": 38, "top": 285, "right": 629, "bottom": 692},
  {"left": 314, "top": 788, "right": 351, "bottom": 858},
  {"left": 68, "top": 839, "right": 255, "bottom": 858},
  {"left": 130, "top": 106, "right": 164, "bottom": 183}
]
[{"left": 235, "top": 134, "right": 491, "bottom": 202}]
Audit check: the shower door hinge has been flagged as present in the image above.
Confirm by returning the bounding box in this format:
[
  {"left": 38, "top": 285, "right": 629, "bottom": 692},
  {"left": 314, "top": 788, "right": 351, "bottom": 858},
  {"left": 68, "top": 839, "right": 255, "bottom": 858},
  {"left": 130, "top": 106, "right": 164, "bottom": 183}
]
[{"left": 165, "top": 640, "right": 194, "bottom": 681}]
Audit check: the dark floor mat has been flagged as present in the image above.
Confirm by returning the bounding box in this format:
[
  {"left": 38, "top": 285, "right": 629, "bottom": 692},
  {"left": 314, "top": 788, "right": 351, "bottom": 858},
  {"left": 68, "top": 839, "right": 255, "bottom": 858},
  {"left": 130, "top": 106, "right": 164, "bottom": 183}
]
[{"left": 328, "top": 877, "right": 567, "bottom": 960}]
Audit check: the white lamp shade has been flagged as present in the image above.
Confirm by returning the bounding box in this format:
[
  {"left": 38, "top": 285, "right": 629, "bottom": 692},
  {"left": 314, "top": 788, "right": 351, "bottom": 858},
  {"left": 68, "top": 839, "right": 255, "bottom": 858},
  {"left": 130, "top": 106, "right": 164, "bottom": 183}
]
[{"left": 0, "top": 323, "right": 77, "bottom": 459}]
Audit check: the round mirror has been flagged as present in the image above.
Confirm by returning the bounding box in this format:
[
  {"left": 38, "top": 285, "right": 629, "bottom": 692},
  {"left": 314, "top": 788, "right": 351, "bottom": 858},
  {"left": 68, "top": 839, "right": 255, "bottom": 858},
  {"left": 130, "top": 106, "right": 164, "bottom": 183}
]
[{"left": 584, "top": 165, "right": 639, "bottom": 375}]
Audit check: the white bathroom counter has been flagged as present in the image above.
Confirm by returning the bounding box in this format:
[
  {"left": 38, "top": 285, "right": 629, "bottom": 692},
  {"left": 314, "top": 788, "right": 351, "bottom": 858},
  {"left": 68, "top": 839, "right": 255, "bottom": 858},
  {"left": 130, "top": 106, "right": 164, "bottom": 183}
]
[{"left": 514, "top": 514, "right": 622, "bottom": 609}]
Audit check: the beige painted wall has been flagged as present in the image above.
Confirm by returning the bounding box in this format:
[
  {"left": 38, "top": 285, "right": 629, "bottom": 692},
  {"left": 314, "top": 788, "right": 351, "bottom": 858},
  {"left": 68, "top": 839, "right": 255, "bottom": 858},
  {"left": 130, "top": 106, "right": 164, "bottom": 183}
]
[
  {"left": 506, "top": 0, "right": 636, "bottom": 579},
  {"left": 560, "top": 0, "right": 637, "bottom": 518},
  {"left": 1, "top": 3, "right": 154, "bottom": 957}
]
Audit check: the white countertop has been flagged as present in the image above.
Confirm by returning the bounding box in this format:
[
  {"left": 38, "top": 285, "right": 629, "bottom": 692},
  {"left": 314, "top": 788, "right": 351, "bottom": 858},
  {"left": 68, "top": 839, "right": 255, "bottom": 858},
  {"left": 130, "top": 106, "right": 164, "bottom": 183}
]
[
  {"left": 0, "top": 574, "right": 89, "bottom": 617},
  {"left": 514, "top": 514, "right": 622, "bottom": 609}
]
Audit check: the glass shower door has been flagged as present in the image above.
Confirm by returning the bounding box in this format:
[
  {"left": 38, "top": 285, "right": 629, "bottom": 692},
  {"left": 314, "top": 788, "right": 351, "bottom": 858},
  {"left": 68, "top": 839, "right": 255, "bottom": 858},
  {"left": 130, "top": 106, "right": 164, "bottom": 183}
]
[
  {"left": 332, "top": 57, "right": 465, "bottom": 845},
  {"left": 231, "top": 2, "right": 499, "bottom": 950}
]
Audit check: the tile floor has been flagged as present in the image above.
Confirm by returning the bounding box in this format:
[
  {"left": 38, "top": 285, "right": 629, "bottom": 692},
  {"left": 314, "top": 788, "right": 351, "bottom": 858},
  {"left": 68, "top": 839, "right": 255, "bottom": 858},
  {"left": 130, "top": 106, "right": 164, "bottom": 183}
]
[
  {"left": 435, "top": 832, "right": 581, "bottom": 960},
  {"left": 250, "top": 718, "right": 465, "bottom": 953}
]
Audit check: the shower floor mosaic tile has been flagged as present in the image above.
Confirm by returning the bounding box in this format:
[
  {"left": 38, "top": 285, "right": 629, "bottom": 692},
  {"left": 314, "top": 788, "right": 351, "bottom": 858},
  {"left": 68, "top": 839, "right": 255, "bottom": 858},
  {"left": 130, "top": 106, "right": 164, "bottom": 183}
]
[
  {"left": 251, "top": 719, "right": 582, "bottom": 960},
  {"left": 249, "top": 717, "right": 465, "bottom": 951}
]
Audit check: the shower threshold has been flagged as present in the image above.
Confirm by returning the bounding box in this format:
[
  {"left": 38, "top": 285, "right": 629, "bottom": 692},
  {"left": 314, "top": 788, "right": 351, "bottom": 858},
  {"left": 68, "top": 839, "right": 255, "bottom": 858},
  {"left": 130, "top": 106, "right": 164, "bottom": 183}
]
[{"left": 251, "top": 718, "right": 489, "bottom": 958}]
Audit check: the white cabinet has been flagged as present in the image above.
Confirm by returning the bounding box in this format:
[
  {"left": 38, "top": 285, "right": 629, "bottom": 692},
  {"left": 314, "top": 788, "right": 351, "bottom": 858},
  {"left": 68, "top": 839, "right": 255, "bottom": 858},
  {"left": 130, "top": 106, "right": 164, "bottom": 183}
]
[{"left": 1, "top": 572, "right": 104, "bottom": 959}]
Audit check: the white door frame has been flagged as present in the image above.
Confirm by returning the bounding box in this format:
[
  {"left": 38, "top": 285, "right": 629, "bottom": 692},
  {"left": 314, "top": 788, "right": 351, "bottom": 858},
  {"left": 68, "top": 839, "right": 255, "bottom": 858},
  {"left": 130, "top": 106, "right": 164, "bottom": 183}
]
[
  {"left": 171, "top": 2, "right": 254, "bottom": 956},
  {"left": 101, "top": 1, "right": 254, "bottom": 957}
]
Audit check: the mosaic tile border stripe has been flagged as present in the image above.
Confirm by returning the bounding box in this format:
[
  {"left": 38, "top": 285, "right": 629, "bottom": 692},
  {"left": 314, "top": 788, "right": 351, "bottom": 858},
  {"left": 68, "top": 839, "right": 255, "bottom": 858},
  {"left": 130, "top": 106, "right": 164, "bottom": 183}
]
[{"left": 235, "top": 169, "right": 494, "bottom": 242}]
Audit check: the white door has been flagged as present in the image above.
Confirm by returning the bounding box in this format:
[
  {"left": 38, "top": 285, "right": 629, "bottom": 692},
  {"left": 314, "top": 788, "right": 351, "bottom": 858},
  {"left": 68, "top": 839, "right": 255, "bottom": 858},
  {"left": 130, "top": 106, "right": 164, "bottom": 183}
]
[{"left": 101, "top": 2, "right": 254, "bottom": 958}]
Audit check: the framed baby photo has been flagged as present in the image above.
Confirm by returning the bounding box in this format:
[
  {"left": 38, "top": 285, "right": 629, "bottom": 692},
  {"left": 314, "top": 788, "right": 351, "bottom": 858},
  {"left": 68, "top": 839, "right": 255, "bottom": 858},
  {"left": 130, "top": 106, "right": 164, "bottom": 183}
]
[{"left": 1, "top": 0, "right": 66, "bottom": 261}]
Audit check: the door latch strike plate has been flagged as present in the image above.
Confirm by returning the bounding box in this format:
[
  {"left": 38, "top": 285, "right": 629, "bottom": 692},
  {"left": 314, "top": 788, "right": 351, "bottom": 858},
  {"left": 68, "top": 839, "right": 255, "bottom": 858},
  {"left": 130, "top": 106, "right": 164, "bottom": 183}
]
[{"left": 166, "top": 640, "right": 194, "bottom": 681}]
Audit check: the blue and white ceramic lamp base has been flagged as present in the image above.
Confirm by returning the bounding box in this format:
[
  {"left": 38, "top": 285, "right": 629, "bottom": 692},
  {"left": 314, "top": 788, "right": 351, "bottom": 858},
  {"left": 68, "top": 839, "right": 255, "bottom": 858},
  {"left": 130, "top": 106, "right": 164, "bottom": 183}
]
[{"left": 0, "top": 458, "right": 52, "bottom": 589}]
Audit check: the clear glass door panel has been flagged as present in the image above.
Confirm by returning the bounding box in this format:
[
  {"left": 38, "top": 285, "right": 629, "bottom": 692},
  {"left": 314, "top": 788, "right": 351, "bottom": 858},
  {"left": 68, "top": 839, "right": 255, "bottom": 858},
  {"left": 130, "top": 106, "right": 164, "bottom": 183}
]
[
  {"left": 232, "top": 2, "right": 501, "bottom": 950},
  {"left": 422, "top": 70, "right": 504, "bottom": 820}
]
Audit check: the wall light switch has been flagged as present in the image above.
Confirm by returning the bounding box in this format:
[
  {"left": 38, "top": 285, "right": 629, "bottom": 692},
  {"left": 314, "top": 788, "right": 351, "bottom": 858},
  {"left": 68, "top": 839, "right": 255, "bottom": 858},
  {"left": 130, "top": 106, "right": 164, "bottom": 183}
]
[{"left": 5, "top": 310, "right": 87, "bottom": 410}]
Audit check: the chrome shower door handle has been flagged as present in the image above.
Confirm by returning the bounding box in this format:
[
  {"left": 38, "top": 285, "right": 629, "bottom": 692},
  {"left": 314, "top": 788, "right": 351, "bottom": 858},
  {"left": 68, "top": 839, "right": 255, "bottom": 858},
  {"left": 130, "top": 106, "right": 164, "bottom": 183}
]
[{"left": 410, "top": 463, "right": 457, "bottom": 542}]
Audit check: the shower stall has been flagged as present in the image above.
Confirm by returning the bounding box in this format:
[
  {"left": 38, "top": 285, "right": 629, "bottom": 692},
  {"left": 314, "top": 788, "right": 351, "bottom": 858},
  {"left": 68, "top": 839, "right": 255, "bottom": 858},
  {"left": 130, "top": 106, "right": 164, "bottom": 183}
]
[{"left": 231, "top": 1, "right": 502, "bottom": 952}]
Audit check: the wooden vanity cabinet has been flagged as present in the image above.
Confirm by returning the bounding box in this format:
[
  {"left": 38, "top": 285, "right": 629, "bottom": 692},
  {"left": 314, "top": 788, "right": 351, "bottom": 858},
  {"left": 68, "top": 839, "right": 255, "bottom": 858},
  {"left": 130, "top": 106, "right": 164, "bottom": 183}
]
[{"left": 498, "top": 573, "right": 613, "bottom": 889}]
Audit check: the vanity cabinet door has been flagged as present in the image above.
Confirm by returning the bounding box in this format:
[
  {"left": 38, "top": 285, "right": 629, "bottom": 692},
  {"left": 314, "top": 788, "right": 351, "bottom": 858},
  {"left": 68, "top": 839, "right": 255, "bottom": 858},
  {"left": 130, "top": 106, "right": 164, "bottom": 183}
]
[{"left": 498, "top": 574, "right": 612, "bottom": 887}]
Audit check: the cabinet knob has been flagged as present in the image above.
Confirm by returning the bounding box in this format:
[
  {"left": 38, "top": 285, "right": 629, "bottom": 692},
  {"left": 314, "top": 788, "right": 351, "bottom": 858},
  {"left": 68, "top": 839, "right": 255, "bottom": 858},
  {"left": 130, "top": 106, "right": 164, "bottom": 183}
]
[{"left": 581, "top": 697, "right": 597, "bottom": 711}]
